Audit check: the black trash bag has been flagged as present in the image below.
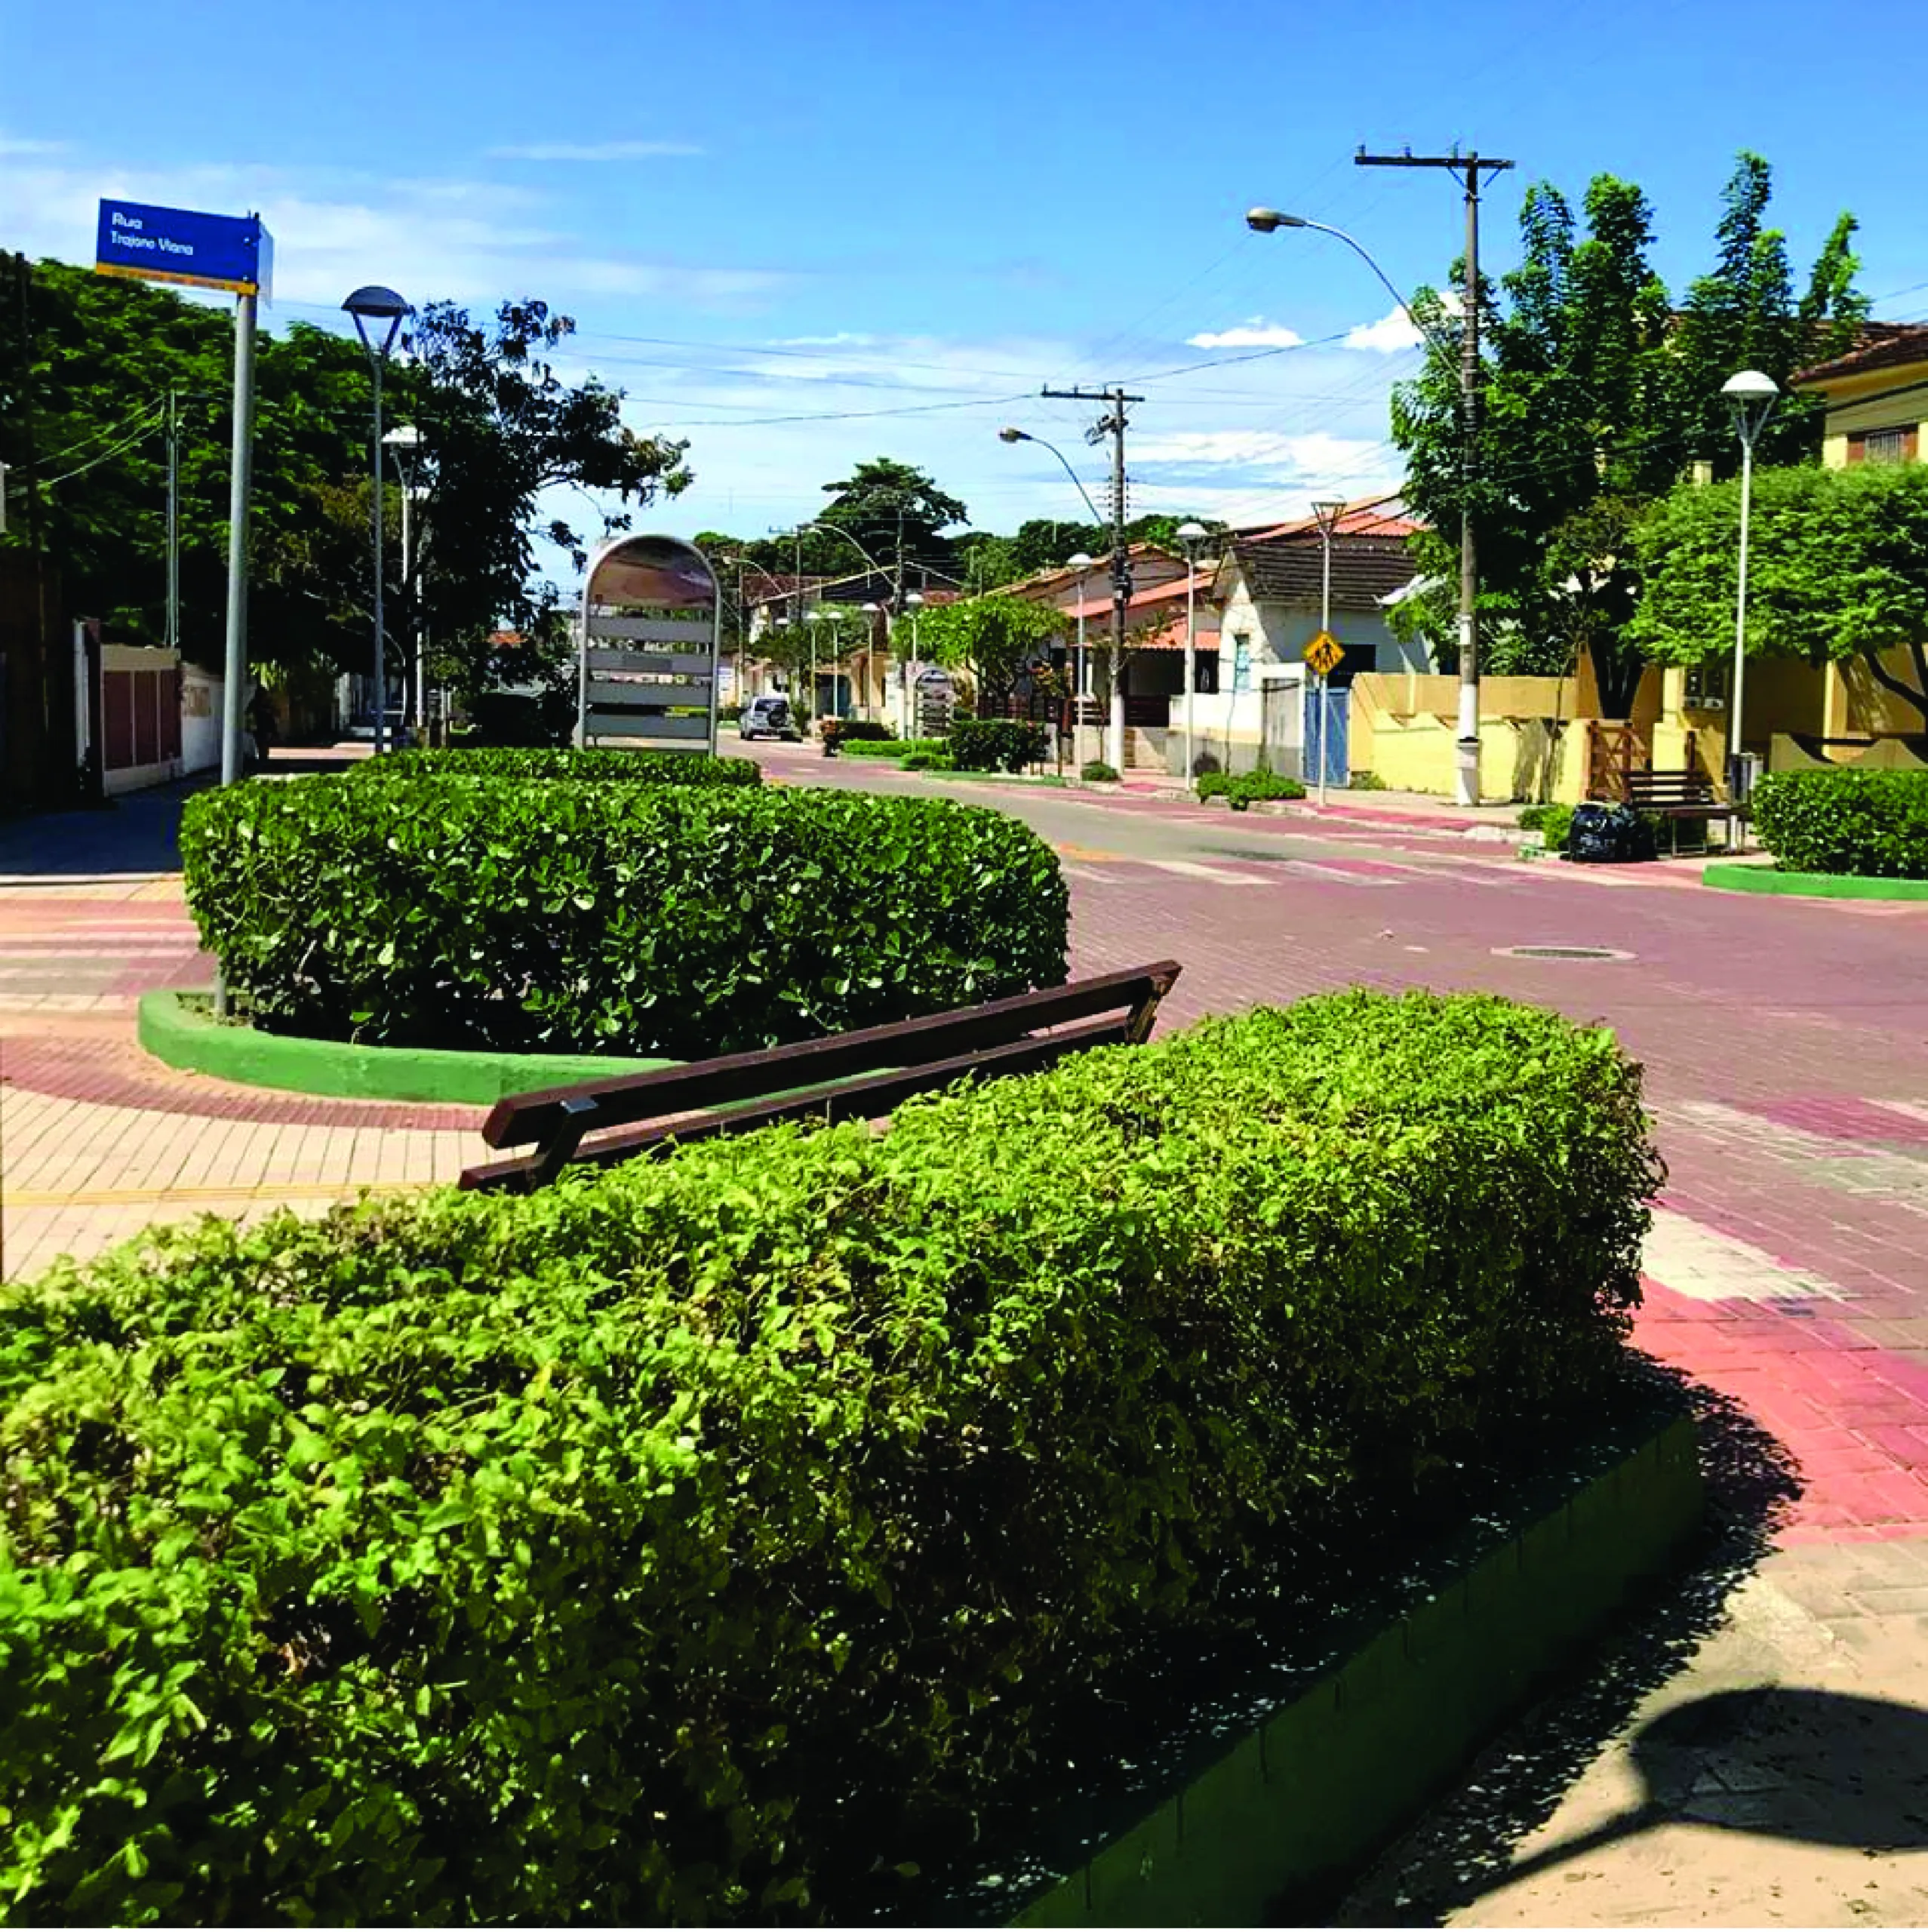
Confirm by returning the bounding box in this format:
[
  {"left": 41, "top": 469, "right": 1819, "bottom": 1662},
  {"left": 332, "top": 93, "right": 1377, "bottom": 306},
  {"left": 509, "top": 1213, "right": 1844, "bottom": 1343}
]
[{"left": 1568, "top": 801, "right": 1655, "bottom": 863}]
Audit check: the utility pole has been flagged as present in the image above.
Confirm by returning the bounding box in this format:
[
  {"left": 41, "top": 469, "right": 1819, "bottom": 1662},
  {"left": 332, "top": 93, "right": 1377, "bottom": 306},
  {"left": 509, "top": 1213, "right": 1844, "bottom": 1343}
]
[
  {"left": 1355, "top": 146, "right": 1513, "bottom": 807},
  {"left": 1041, "top": 383, "right": 1142, "bottom": 773},
  {"left": 165, "top": 387, "right": 180, "bottom": 657}
]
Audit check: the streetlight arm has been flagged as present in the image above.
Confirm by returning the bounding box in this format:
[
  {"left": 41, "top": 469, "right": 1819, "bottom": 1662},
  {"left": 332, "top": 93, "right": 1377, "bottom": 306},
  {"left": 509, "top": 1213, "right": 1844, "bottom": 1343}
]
[
  {"left": 1001, "top": 429, "right": 1105, "bottom": 527},
  {"left": 1249, "top": 211, "right": 1453, "bottom": 360},
  {"left": 795, "top": 520, "right": 893, "bottom": 587}
]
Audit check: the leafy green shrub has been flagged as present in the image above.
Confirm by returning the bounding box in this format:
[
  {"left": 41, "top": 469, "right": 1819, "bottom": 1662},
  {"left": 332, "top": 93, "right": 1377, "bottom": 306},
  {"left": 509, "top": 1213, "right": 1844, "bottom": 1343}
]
[
  {"left": 1348, "top": 771, "right": 1388, "bottom": 791},
  {"left": 840, "top": 737, "right": 947, "bottom": 761},
  {"left": 832, "top": 717, "right": 893, "bottom": 743},
  {"left": 1198, "top": 769, "right": 1308, "bottom": 808},
  {"left": 180, "top": 776, "right": 1068, "bottom": 1056},
  {"left": 899, "top": 749, "right": 952, "bottom": 771},
  {"left": 352, "top": 746, "right": 761, "bottom": 787},
  {"left": 1081, "top": 759, "right": 1121, "bottom": 783},
  {"left": 0, "top": 992, "right": 1656, "bottom": 1925},
  {"left": 1522, "top": 802, "right": 1576, "bottom": 852},
  {"left": 949, "top": 718, "right": 1047, "bottom": 773},
  {"left": 1751, "top": 766, "right": 1928, "bottom": 877}
]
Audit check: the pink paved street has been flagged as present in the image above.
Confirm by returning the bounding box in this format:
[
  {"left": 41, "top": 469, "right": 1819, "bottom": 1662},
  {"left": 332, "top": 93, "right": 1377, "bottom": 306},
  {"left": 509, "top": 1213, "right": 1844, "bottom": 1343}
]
[{"left": 5, "top": 750, "right": 1928, "bottom": 1921}]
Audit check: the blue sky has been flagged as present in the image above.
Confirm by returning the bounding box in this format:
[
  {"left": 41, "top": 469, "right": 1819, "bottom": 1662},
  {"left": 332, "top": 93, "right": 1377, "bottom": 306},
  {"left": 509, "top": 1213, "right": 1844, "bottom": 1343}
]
[{"left": 5, "top": 0, "right": 1925, "bottom": 577}]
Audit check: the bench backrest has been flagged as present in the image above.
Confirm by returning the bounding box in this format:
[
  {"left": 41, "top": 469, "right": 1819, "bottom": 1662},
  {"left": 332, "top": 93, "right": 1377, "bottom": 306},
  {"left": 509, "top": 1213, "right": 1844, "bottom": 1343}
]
[
  {"left": 461, "top": 960, "right": 1183, "bottom": 1192},
  {"left": 1624, "top": 771, "right": 1717, "bottom": 805}
]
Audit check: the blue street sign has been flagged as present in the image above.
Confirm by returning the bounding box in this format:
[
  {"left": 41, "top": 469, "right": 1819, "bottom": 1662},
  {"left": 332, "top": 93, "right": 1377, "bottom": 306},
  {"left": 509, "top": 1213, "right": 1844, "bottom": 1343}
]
[{"left": 94, "top": 201, "right": 272, "bottom": 297}]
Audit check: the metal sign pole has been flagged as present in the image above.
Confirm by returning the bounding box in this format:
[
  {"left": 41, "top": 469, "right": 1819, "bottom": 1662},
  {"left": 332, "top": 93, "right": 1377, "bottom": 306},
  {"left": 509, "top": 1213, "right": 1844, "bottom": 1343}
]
[{"left": 219, "top": 288, "right": 257, "bottom": 788}]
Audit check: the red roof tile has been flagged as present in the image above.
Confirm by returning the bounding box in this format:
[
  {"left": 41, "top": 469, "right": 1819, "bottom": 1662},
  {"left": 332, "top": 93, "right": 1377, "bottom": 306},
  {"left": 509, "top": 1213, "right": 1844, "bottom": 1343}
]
[{"left": 1794, "top": 321, "right": 1928, "bottom": 388}]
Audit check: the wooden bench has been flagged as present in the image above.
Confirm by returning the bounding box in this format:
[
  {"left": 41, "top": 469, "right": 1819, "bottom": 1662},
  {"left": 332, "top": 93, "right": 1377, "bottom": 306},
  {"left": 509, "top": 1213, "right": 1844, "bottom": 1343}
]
[
  {"left": 459, "top": 960, "right": 1183, "bottom": 1193},
  {"left": 1622, "top": 768, "right": 1742, "bottom": 855}
]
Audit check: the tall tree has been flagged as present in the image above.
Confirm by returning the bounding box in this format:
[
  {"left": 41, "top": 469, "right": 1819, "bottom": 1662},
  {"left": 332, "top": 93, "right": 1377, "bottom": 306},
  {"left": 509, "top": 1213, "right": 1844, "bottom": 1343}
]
[
  {"left": 0, "top": 265, "right": 692, "bottom": 697},
  {"left": 817, "top": 457, "right": 968, "bottom": 586},
  {"left": 1387, "top": 155, "right": 1867, "bottom": 701}
]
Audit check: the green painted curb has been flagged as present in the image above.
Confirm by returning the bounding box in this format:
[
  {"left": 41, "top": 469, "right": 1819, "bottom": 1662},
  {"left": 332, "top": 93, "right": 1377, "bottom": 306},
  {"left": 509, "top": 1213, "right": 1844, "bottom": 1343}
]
[
  {"left": 138, "top": 990, "right": 675, "bottom": 1106},
  {"left": 1703, "top": 863, "right": 1928, "bottom": 900},
  {"left": 1007, "top": 1409, "right": 1702, "bottom": 1927}
]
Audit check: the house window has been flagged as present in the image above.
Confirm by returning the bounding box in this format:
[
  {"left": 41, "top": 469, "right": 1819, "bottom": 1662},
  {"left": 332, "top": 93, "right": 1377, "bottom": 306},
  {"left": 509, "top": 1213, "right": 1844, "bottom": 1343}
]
[
  {"left": 1848, "top": 426, "right": 1919, "bottom": 466},
  {"left": 1685, "top": 659, "right": 1730, "bottom": 711},
  {"left": 1193, "top": 648, "right": 1220, "bottom": 695}
]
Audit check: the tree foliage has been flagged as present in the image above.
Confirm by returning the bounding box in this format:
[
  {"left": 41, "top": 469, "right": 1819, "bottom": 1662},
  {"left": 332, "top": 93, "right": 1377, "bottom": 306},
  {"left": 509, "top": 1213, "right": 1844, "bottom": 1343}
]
[
  {"left": 1388, "top": 154, "right": 1867, "bottom": 697},
  {"left": 913, "top": 592, "right": 1065, "bottom": 695},
  {"left": 1630, "top": 460, "right": 1928, "bottom": 725},
  {"left": 0, "top": 263, "right": 690, "bottom": 694}
]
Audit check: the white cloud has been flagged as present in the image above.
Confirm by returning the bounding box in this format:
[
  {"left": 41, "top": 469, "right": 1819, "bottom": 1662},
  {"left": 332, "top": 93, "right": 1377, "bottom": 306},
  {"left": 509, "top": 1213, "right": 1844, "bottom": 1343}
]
[
  {"left": 0, "top": 135, "right": 66, "bottom": 157},
  {"left": 0, "top": 157, "right": 779, "bottom": 312},
  {"left": 1185, "top": 318, "right": 1305, "bottom": 350},
  {"left": 485, "top": 140, "right": 703, "bottom": 162},
  {"left": 1344, "top": 292, "right": 1461, "bottom": 352}
]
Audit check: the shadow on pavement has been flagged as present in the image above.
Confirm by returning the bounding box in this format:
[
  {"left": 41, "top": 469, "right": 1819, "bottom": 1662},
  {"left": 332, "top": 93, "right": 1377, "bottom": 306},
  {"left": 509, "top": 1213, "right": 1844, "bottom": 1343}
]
[
  {"left": 0, "top": 750, "right": 357, "bottom": 880},
  {"left": 1326, "top": 1366, "right": 1807, "bottom": 1926},
  {"left": 0, "top": 778, "right": 206, "bottom": 878},
  {"left": 1471, "top": 1684, "right": 1928, "bottom": 1893}
]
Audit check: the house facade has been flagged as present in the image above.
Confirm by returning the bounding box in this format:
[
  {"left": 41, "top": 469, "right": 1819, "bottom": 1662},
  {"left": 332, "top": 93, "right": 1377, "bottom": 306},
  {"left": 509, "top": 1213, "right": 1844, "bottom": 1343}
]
[{"left": 1207, "top": 503, "right": 1428, "bottom": 781}]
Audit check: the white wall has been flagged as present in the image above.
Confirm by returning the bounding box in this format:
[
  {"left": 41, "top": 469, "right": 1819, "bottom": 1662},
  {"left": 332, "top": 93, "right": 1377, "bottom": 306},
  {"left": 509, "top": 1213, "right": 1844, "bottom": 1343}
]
[{"left": 182, "top": 667, "right": 223, "bottom": 774}]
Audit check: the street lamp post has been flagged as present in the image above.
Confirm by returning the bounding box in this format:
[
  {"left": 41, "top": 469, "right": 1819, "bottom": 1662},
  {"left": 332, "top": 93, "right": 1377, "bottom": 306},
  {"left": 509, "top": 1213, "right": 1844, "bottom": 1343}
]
[
  {"left": 998, "top": 427, "right": 1123, "bottom": 768},
  {"left": 1068, "top": 550, "right": 1094, "bottom": 768},
  {"left": 1721, "top": 369, "right": 1779, "bottom": 845},
  {"left": 1247, "top": 207, "right": 1485, "bottom": 804},
  {"left": 1310, "top": 498, "right": 1345, "bottom": 804},
  {"left": 1175, "top": 521, "right": 1208, "bottom": 783},
  {"left": 383, "top": 423, "right": 424, "bottom": 743},
  {"left": 343, "top": 285, "right": 411, "bottom": 755},
  {"left": 900, "top": 590, "right": 924, "bottom": 738}
]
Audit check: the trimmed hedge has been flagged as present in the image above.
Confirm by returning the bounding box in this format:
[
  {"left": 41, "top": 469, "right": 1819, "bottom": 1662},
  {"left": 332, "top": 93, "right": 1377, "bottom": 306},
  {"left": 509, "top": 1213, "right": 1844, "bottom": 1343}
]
[
  {"left": 840, "top": 737, "right": 948, "bottom": 761},
  {"left": 949, "top": 718, "right": 1047, "bottom": 772},
  {"left": 179, "top": 776, "right": 1067, "bottom": 1056},
  {"left": 350, "top": 746, "right": 761, "bottom": 788},
  {"left": 819, "top": 717, "right": 893, "bottom": 744},
  {"left": 1752, "top": 766, "right": 1928, "bottom": 878},
  {"left": 1198, "top": 768, "right": 1308, "bottom": 808},
  {"left": 0, "top": 991, "right": 1658, "bottom": 1925}
]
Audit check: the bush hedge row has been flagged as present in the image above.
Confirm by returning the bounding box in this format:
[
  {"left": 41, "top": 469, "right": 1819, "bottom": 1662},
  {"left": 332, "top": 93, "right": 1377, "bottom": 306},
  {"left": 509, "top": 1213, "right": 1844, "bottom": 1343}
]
[
  {"left": 1198, "top": 768, "right": 1308, "bottom": 808},
  {"left": 1752, "top": 766, "right": 1928, "bottom": 878},
  {"left": 0, "top": 990, "right": 1658, "bottom": 1924},
  {"left": 818, "top": 718, "right": 893, "bottom": 745},
  {"left": 949, "top": 718, "right": 1047, "bottom": 772},
  {"left": 838, "top": 737, "right": 949, "bottom": 761},
  {"left": 352, "top": 746, "right": 761, "bottom": 787},
  {"left": 179, "top": 775, "right": 1068, "bottom": 1056}
]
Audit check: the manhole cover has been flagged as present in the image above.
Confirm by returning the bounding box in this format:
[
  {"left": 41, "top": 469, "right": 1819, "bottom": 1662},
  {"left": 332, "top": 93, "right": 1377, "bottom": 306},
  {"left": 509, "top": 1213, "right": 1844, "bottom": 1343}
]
[{"left": 1493, "top": 944, "right": 1635, "bottom": 962}]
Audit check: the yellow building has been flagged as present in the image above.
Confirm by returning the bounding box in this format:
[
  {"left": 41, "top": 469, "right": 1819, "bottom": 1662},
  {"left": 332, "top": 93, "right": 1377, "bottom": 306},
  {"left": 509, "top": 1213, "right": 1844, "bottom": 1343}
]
[{"left": 1353, "top": 325, "right": 1928, "bottom": 802}]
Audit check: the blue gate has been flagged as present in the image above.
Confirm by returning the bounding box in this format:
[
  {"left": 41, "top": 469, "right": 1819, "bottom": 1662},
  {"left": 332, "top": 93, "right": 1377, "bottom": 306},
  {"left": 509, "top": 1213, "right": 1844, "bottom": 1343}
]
[{"left": 1304, "top": 684, "right": 1349, "bottom": 789}]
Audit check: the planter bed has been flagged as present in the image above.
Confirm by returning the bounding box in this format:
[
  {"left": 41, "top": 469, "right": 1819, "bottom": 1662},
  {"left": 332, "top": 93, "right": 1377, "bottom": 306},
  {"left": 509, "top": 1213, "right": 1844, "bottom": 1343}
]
[
  {"left": 1703, "top": 863, "right": 1928, "bottom": 901},
  {"left": 138, "top": 989, "right": 673, "bottom": 1105},
  {"left": 884, "top": 1387, "right": 1699, "bottom": 1927}
]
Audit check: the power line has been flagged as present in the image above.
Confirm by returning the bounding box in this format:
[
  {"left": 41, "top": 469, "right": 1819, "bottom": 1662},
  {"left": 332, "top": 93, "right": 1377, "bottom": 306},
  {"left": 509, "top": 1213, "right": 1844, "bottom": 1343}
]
[{"left": 6, "top": 404, "right": 165, "bottom": 496}]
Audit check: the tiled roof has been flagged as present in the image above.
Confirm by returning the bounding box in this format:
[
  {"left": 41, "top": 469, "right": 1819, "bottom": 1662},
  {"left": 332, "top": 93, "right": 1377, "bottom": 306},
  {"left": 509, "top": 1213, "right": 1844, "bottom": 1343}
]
[
  {"left": 1068, "top": 571, "right": 1214, "bottom": 623},
  {"left": 1237, "top": 495, "right": 1424, "bottom": 543},
  {"left": 1793, "top": 322, "right": 1928, "bottom": 388},
  {"left": 1130, "top": 614, "right": 1222, "bottom": 652},
  {"left": 1225, "top": 528, "right": 1419, "bottom": 612}
]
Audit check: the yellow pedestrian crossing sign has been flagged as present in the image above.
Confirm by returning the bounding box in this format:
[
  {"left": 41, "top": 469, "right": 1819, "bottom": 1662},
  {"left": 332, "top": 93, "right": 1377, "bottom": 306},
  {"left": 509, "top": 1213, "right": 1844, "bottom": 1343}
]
[{"left": 1304, "top": 631, "right": 1345, "bottom": 677}]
